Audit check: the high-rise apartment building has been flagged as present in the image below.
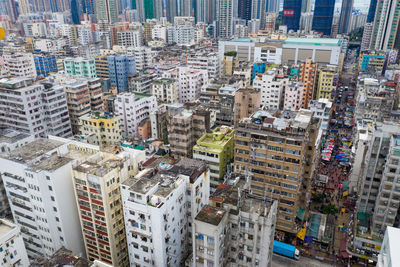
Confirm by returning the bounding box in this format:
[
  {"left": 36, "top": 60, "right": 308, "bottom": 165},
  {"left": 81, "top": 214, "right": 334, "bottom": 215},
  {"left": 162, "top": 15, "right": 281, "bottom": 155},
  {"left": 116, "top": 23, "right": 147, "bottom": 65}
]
[
  {"left": 120, "top": 157, "right": 210, "bottom": 266},
  {"left": 283, "top": 81, "right": 304, "bottom": 111},
  {"left": 177, "top": 67, "right": 208, "bottom": 103},
  {"left": 96, "top": 0, "right": 118, "bottom": 23},
  {"left": 361, "top": 23, "right": 374, "bottom": 51},
  {"left": 251, "top": 0, "right": 267, "bottom": 29},
  {"left": 150, "top": 104, "right": 169, "bottom": 142},
  {"left": 358, "top": 50, "right": 386, "bottom": 72},
  {"left": 72, "top": 148, "right": 145, "bottom": 266},
  {"left": 370, "top": 0, "right": 400, "bottom": 50},
  {"left": 253, "top": 68, "right": 287, "bottom": 110},
  {"left": 193, "top": 126, "right": 234, "bottom": 190},
  {"left": 56, "top": 76, "right": 103, "bottom": 134},
  {"left": 367, "top": 0, "right": 377, "bottom": 23},
  {"left": 107, "top": 55, "right": 136, "bottom": 93},
  {"left": 0, "top": 138, "right": 86, "bottom": 260},
  {"left": 114, "top": 92, "right": 157, "bottom": 137},
  {"left": 218, "top": 0, "right": 233, "bottom": 39},
  {"left": 151, "top": 78, "right": 179, "bottom": 103},
  {"left": 238, "top": 0, "right": 251, "bottom": 21},
  {"left": 315, "top": 65, "right": 338, "bottom": 101},
  {"left": 63, "top": 57, "right": 97, "bottom": 78},
  {"left": 233, "top": 87, "right": 260, "bottom": 127},
  {"left": 167, "top": 25, "right": 195, "bottom": 45},
  {"left": 95, "top": 56, "right": 110, "bottom": 79},
  {"left": 0, "top": 78, "right": 72, "bottom": 138},
  {"left": 338, "top": 0, "right": 353, "bottom": 34},
  {"left": 193, "top": 179, "right": 278, "bottom": 266},
  {"left": 299, "top": 58, "right": 317, "bottom": 109},
  {"left": 3, "top": 53, "right": 37, "bottom": 78},
  {"left": 78, "top": 111, "right": 122, "bottom": 146},
  {"left": 126, "top": 46, "right": 153, "bottom": 71},
  {"left": 186, "top": 52, "right": 220, "bottom": 79},
  {"left": 312, "top": 0, "right": 335, "bottom": 36},
  {"left": 34, "top": 53, "right": 58, "bottom": 77},
  {"left": 282, "top": 0, "right": 302, "bottom": 32},
  {"left": 356, "top": 123, "right": 400, "bottom": 214},
  {"left": 234, "top": 109, "right": 319, "bottom": 233},
  {"left": 0, "top": 219, "right": 29, "bottom": 266},
  {"left": 168, "top": 104, "right": 210, "bottom": 158},
  {"left": 117, "top": 30, "right": 143, "bottom": 47},
  {"left": 372, "top": 135, "right": 400, "bottom": 234}
]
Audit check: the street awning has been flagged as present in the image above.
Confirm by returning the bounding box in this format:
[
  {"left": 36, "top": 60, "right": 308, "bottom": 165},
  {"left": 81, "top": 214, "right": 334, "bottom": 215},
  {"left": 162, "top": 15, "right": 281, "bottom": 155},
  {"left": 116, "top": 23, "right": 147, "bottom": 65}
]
[{"left": 296, "top": 208, "right": 305, "bottom": 220}]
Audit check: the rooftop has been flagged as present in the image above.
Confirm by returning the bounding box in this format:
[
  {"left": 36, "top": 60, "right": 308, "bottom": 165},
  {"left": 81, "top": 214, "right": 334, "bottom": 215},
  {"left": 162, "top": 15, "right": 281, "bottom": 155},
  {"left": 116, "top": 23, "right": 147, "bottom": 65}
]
[
  {"left": 385, "top": 226, "right": 400, "bottom": 264},
  {"left": 1, "top": 138, "right": 64, "bottom": 164},
  {"left": 123, "top": 157, "right": 207, "bottom": 195},
  {"left": 74, "top": 152, "right": 125, "bottom": 177},
  {"left": 195, "top": 205, "right": 226, "bottom": 226},
  {"left": 210, "top": 180, "right": 274, "bottom": 216},
  {"left": 284, "top": 37, "right": 341, "bottom": 47},
  {"left": 0, "top": 128, "right": 31, "bottom": 144},
  {"left": 0, "top": 219, "right": 15, "bottom": 238}
]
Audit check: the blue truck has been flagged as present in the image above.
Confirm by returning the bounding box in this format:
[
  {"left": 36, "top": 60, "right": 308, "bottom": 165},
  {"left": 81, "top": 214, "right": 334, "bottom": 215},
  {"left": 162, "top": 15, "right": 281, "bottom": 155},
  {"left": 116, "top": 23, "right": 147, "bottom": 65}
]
[{"left": 273, "top": 240, "right": 300, "bottom": 260}]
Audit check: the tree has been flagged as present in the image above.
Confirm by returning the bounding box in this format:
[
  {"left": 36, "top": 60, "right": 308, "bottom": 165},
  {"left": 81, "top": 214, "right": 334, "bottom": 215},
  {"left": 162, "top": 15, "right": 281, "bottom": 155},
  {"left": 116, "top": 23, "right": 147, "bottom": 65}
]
[
  {"left": 322, "top": 203, "right": 338, "bottom": 215},
  {"left": 312, "top": 192, "right": 325, "bottom": 203}
]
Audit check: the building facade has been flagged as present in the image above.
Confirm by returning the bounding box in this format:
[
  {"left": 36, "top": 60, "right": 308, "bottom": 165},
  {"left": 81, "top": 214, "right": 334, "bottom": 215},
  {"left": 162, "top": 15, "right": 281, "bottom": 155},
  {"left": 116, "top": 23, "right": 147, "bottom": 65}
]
[
  {"left": 193, "top": 126, "right": 234, "bottom": 190},
  {"left": 0, "top": 219, "right": 29, "bottom": 266},
  {"left": 151, "top": 78, "right": 179, "bottom": 104},
  {"left": 107, "top": 55, "right": 136, "bottom": 93},
  {"left": 3, "top": 53, "right": 37, "bottom": 78},
  {"left": 114, "top": 92, "right": 157, "bottom": 137},
  {"left": 120, "top": 157, "right": 210, "bottom": 267},
  {"left": 63, "top": 57, "right": 97, "bottom": 78}
]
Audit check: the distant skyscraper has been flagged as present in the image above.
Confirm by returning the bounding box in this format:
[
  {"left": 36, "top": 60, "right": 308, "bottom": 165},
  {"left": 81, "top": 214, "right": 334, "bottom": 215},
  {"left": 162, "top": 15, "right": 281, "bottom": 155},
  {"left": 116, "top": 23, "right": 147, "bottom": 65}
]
[
  {"left": 367, "top": 0, "right": 377, "bottom": 23},
  {"left": 251, "top": 0, "right": 267, "bottom": 29},
  {"left": 83, "top": 0, "right": 96, "bottom": 17},
  {"left": 283, "top": 0, "right": 302, "bottom": 32},
  {"left": 370, "top": 0, "right": 400, "bottom": 50},
  {"left": 218, "top": 0, "right": 233, "bottom": 39},
  {"left": 196, "top": 0, "right": 216, "bottom": 23},
  {"left": 238, "top": 0, "right": 251, "bottom": 21},
  {"left": 96, "top": 0, "right": 118, "bottom": 23},
  {"left": 312, "top": 0, "right": 335, "bottom": 36},
  {"left": 301, "top": 0, "right": 311, "bottom": 12},
  {"left": 71, "top": 0, "right": 82, "bottom": 24},
  {"left": 338, "top": 0, "right": 353, "bottom": 34},
  {"left": 267, "top": 0, "right": 280, "bottom": 13},
  {"left": 0, "top": 0, "right": 18, "bottom": 21}
]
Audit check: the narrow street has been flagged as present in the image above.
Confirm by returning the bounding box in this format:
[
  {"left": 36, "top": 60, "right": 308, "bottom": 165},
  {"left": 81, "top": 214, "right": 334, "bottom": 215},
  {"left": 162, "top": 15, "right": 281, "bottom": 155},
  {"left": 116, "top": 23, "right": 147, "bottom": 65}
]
[{"left": 293, "top": 56, "right": 358, "bottom": 265}]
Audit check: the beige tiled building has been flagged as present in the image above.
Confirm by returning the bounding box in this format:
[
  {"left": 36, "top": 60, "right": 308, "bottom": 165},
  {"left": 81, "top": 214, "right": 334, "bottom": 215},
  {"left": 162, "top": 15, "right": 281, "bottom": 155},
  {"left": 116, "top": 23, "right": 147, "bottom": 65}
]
[
  {"left": 234, "top": 88, "right": 260, "bottom": 127},
  {"left": 168, "top": 104, "right": 210, "bottom": 158},
  {"left": 234, "top": 109, "right": 319, "bottom": 234}
]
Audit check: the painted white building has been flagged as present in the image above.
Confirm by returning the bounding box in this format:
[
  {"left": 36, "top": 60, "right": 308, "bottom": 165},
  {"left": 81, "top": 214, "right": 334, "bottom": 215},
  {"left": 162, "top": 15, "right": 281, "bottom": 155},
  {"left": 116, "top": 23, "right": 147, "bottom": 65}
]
[
  {"left": 117, "top": 30, "right": 143, "bottom": 47},
  {"left": 308, "top": 98, "right": 332, "bottom": 132},
  {"left": 115, "top": 92, "right": 157, "bottom": 137},
  {"left": 0, "top": 138, "right": 86, "bottom": 260},
  {"left": 283, "top": 81, "right": 304, "bottom": 111},
  {"left": 3, "top": 53, "right": 37, "bottom": 78},
  {"left": 186, "top": 53, "right": 220, "bottom": 78},
  {"left": 77, "top": 26, "right": 93, "bottom": 46},
  {"left": 177, "top": 67, "right": 208, "bottom": 103},
  {"left": 152, "top": 24, "right": 167, "bottom": 42},
  {"left": 192, "top": 179, "right": 277, "bottom": 267},
  {"left": 253, "top": 68, "right": 287, "bottom": 110},
  {"left": 126, "top": 46, "right": 153, "bottom": 71},
  {"left": 0, "top": 77, "right": 72, "bottom": 138},
  {"left": 167, "top": 25, "right": 195, "bottom": 46},
  {"left": 235, "top": 24, "right": 248, "bottom": 38},
  {"left": 0, "top": 219, "right": 29, "bottom": 266},
  {"left": 377, "top": 226, "right": 400, "bottom": 267},
  {"left": 120, "top": 157, "right": 210, "bottom": 267}
]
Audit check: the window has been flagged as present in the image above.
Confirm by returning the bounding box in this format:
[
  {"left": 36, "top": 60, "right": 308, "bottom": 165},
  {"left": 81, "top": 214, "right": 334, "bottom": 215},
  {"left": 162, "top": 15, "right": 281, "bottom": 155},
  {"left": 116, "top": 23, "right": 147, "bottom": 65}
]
[
  {"left": 48, "top": 186, "right": 53, "bottom": 191},
  {"left": 207, "top": 237, "right": 214, "bottom": 243}
]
